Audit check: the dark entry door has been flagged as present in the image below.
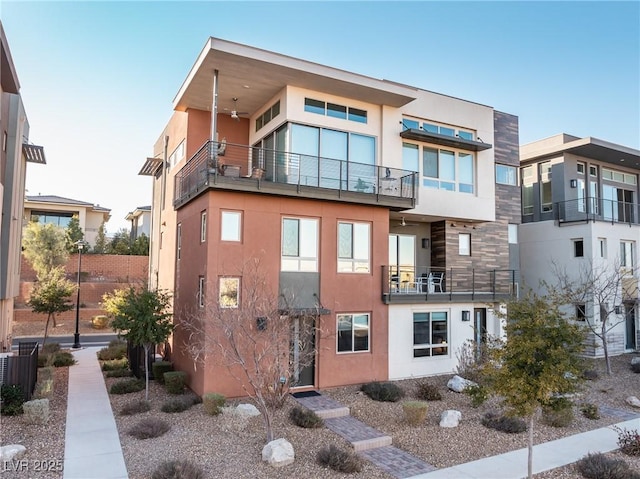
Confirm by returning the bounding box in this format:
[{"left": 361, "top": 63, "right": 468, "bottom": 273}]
[
  {"left": 291, "top": 316, "right": 315, "bottom": 387},
  {"left": 474, "top": 308, "right": 487, "bottom": 357},
  {"left": 625, "top": 302, "right": 637, "bottom": 350}
]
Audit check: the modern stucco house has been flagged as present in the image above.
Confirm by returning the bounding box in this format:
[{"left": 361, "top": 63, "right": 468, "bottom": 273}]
[
  {"left": 519, "top": 134, "right": 639, "bottom": 356},
  {"left": 125, "top": 205, "right": 151, "bottom": 240},
  {"left": 0, "top": 22, "right": 46, "bottom": 352},
  {"left": 142, "top": 37, "right": 520, "bottom": 397}
]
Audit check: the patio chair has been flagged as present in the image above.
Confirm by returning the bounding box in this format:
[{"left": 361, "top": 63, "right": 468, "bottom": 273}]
[{"left": 428, "top": 272, "right": 445, "bottom": 293}]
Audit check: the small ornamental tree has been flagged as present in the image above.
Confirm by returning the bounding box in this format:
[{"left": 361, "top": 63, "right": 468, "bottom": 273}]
[
  {"left": 27, "top": 267, "right": 75, "bottom": 344},
  {"left": 65, "top": 215, "right": 85, "bottom": 253},
  {"left": 482, "top": 292, "right": 586, "bottom": 479},
  {"left": 106, "top": 228, "right": 132, "bottom": 255},
  {"left": 104, "top": 287, "right": 173, "bottom": 400},
  {"left": 22, "top": 222, "right": 69, "bottom": 278}
]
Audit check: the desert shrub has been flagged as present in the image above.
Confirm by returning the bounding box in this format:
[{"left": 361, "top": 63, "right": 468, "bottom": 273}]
[
  {"left": 52, "top": 351, "right": 75, "bottom": 367},
  {"left": 542, "top": 396, "right": 574, "bottom": 428},
  {"left": 203, "top": 393, "right": 226, "bottom": 416},
  {"left": 161, "top": 396, "right": 195, "bottom": 413},
  {"left": 415, "top": 381, "right": 442, "bottom": 401},
  {"left": 109, "top": 378, "right": 145, "bottom": 395},
  {"left": 22, "top": 398, "right": 50, "bottom": 425},
  {"left": 101, "top": 358, "right": 129, "bottom": 371},
  {"left": 106, "top": 368, "right": 133, "bottom": 378},
  {"left": 151, "top": 460, "right": 204, "bottom": 479},
  {"left": 34, "top": 379, "right": 54, "bottom": 399},
  {"left": 97, "top": 340, "right": 127, "bottom": 361},
  {"left": 580, "top": 403, "right": 600, "bottom": 420},
  {"left": 631, "top": 362, "right": 640, "bottom": 374},
  {"left": 481, "top": 412, "right": 527, "bottom": 434},
  {"left": 91, "top": 315, "right": 110, "bottom": 329},
  {"left": 317, "top": 444, "right": 363, "bottom": 473},
  {"left": 582, "top": 369, "right": 599, "bottom": 380},
  {"left": 38, "top": 366, "right": 55, "bottom": 381},
  {"left": 164, "top": 371, "right": 187, "bottom": 394},
  {"left": 361, "top": 381, "right": 404, "bottom": 402},
  {"left": 41, "top": 342, "right": 61, "bottom": 355},
  {"left": 465, "top": 384, "right": 489, "bottom": 408},
  {"left": 0, "top": 384, "right": 24, "bottom": 416},
  {"left": 576, "top": 452, "right": 637, "bottom": 479},
  {"left": 37, "top": 354, "right": 52, "bottom": 368},
  {"left": 128, "top": 418, "right": 170, "bottom": 439},
  {"left": 402, "top": 401, "right": 428, "bottom": 426},
  {"left": 120, "top": 400, "right": 151, "bottom": 416},
  {"left": 615, "top": 426, "right": 640, "bottom": 456},
  {"left": 152, "top": 361, "right": 173, "bottom": 384},
  {"left": 289, "top": 406, "right": 324, "bottom": 428}
]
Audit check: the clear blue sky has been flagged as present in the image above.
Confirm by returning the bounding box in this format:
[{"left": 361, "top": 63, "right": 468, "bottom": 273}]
[{"left": 3, "top": 1, "right": 639, "bottom": 233}]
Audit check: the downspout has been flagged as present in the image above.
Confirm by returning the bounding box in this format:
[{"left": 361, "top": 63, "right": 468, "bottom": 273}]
[{"left": 211, "top": 69, "right": 219, "bottom": 144}]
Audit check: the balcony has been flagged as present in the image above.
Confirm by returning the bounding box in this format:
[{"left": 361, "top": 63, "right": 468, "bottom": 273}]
[
  {"left": 556, "top": 198, "right": 639, "bottom": 226},
  {"left": 381, "top": 265, "right": 518, "bottom": 304},
  {"left": 174, "top": 141, "right": 417, "bottom": 210}
]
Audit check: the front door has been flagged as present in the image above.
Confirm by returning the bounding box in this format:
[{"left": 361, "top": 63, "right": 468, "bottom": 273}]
[
  {"left": 291, "top": 316, "right": 315, "bottom": 387},
  {"left": 625, "top": 302, "right": 637, "bottom": 350},
  {"left": 474, "top": 308, "right": 487, "bottom": 358}
]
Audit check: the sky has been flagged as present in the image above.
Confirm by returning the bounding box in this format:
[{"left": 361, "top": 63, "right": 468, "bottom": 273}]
[{"left": 2, "top": 1, "right": 639, "bottom": 233}]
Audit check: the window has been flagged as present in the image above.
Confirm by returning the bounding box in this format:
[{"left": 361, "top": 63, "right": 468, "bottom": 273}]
[
  {"left": 2, "top": 131, "right": 7, "bottom": 152},
  {"left": 198, "top": 276, "right": 205, "bottom": 308},
  {"left": 337, "top": 313, "right": 369, "bottom": 352},
  {"left": 221, "top": 211, "right": 241, "bottom": 242},
  {"left": 621, "top": 241, "right": 635, "bottom": 270},
  {"left": 304, "top": 97, "right": 367, "bottom": 124},
  {"left": 521, "top": 165, "right": 535, "bottom": 215},
  {"left": 30, "top": 211, "right": 74, "bottom": 227},
  {"left": 304, "top": 98, "right": 325, "bottom": 115},
  {"left": 168, "top": 140, "right": 185, "bottom": 169},
  {"left": 603, "top": 168, "right": 637, "bottom": 185},
  {"left": 177, "top": 223, "right": 182, "bottom": 260},
  {"left": 575, "top": 304, "right": 586, "bottom": 321},
  {"left": 404, "top": 119, "right": 474, "bottom": 141},
  {"left": 573, "top": 239, "right": 584, "bottom": 257},
  {"left": 413, "top": 312, "right": 448, "bottom": 357},
  {"left": 577, "top": 162, "right": 585, "bottom": 174},
  {"left": 496, "top": 165, "right": 517, "bottom": 185},
  {"left": 508, "top": 224, "right": 518, "bottom": 244},
  {"left": 540, "top": 161, "right": 552, "bottom": 212},
  {"left": 281, "top": 217, "right": 318, "bottom": 272},
  {"left": 200, "top": 211, "right": 207, "bottom": 242},
  {"left": 255, "top": 100, "right": 280, "bottom": 131},
  {"left": 338, "top": 222, "right": 370, "bottom": 273},
  {"left": 459, "top": 233, "right": 471, "bottom": 256},
  {"left": 219, "top": 277, "right": 239, "bottom": 308},
  {"left": 327, "top": 102, "right": 347, "bottom": 119},
  {"left": 599, "top": 238, "right": 607, "bottom": 258},
  {"left": 423, "top": 146, "right": 475, "bottom": 193}
]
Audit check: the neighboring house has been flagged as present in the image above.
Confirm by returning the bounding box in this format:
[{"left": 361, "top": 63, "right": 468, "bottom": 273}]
[
  {"left": 126, "top": 205, "right": 151, "bottom": 240},
  {"left": 141, "top": 37, "right": 520, "bottom": 398},
  {"left": 0, "top": 22, "right": 46, "bottom": 352},
  {"left": 519, "top": 134, "right": 640, "bottom": 356},
  {"left": 24, "top": 195, "right": 111, "bottom": 247}
]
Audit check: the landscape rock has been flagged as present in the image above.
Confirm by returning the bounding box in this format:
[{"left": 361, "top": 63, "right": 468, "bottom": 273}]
[
  {"left": 447, "top": 375, "right": 477, "bottom": 393},
  {"left": 631, "top": 357, "right": 640, "bottom": 366},
  {"left": 626, "top": 396, "right": 640, "bottom": 408},
  {"left": 440, "top": 410, "right": 461, "bottom": 428},
  {"left": 261, "top": 438, "right": 294, "bottom": 467},
  {"left": 0, "top": 444, "right": 26, "bottom": 461},
  {"left": 235, "top": 403, "right": 261, "bottom": 417}
]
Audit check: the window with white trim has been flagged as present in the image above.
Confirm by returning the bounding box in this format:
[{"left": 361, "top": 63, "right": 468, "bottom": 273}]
[
  {"left": 496, "top": 164, "right": 517, "bottom": 185},
  {"left": 200, "top": 211, "right": 207, "bottom": 243},
  {"left": 198, "top": 276, "right": 205, "bottom": 308},
  {"left": 459, "top": 233, "right": 471, "bottom": 256},
  {"left": 423, "top": 147, "right": 475, "bottom": 193},
  {"left": 599, "top": 238, "right": 607, "bottom": 258},
  {"left": 621, "top": 241, "right": 635, "bottom": 270},
  {"left": 338, "top": 222, "right": 370, "bottom": 273},
  {"left": 219, "top": 277, "right": 239, "bottom": 308},
  {"left": 413, "top": 312, "right": 448, "bottom": 357},
  {"left": 221, "top": 211, "right": 242, "bottom": 242},
  {"left": 573, "top": 239, "right": 584, "bottom": 258},
  {"left": 337, "top": 313, "right": 370, "bottom": 352},
  {"left": 281, "top": 217, "right": 318, "bottom": 272}
]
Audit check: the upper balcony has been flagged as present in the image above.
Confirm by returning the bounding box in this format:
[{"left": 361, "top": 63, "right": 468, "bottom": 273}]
[
  {"left": 556, "top": 197, "right": 639, "bottom": 226},
  {"left": 173, "top": 141, "right": 417, "bottom": 210}
]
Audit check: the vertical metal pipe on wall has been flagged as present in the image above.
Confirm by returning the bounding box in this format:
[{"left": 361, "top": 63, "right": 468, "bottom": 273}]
[{"left": 210, "top": 69, "right": 219, "bottom": 143}]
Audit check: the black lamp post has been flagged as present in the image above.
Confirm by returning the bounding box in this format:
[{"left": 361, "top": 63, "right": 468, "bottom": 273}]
[{"left": 72, "top": 240, "right": 87, "bottom": 349}]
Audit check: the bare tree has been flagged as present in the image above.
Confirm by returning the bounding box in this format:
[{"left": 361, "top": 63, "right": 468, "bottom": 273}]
[
  {"left": 180, "top": 258, "right": 322, "bottom": 443},
  {"left": 545, "top": 259, "right": 638, "bottom": 375}
]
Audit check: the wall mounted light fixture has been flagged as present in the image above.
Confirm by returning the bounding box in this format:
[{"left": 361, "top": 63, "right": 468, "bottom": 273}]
[
  {"left": 422, "top": 238, "right": 429, "bottom": 249},
  {"left": 570, "top": 179, "right": 577, "bottom": 188},
  {"left": 461, "top": 310, "right": 471, "bottom": 322}
]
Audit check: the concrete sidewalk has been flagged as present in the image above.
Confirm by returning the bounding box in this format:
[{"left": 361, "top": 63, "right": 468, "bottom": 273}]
[{"left": 63, "top": 346, "right": 128, "bottom": 479}]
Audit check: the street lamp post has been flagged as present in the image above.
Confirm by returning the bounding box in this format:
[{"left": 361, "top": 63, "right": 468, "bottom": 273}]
[{"left": 72, "top": 240, "right": 87, "bottom": 349}]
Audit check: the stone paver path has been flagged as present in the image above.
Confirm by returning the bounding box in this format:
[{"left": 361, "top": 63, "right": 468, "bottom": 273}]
[
  {"left": 598, "top": 404, "right": 640, "bottom": 421},
  {"left": 361, "top": 446, "right": 438, "bottom": 479}
]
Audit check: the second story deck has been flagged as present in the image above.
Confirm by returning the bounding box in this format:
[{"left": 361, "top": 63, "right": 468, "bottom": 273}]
[
  {"left": 173, "top": 141, "right": 417, "bottom": 210},
  {"left": 555, "top": 197, "right": 639, "bottom": 226}
]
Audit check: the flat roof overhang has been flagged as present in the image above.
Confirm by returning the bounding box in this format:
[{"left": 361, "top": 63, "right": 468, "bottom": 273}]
[
  {"left": 400, "top": 129, "right": 492, "bottom": 152},
  {"left": 173, "top": 37, "right": 418, "bottom": 115},
  {"left": 138, "top": 157, "right": 163, "bottom": 176}
]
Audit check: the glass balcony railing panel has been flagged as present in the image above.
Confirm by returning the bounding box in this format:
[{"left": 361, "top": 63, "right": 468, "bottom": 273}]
[{"left": 556, "top": 197, "right": 638, "bottom": 225}]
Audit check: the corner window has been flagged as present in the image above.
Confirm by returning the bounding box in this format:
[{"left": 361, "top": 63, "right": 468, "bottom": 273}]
[
  {"left": 459, "top": 233, "right": 471, "bottom": 256},
  {"left": 423, "top": 146, "right": 475, "bottom": 193},
  {"left": 337, "top": 313, "right": 369, "bottom": 353},
  {"left": 198, "top": 276, "right": 205, "bottom": 308},
  {"left": 338, "top": 222, "right": 370, "bottom": 273},
  {"left": 496, "top": 165, "right": 517, "bottom": 186},
  {"left": 573, "top": 239, "right": 584, "bottom": 258},
  {"left": 177, "top": 223, "right": 182, "bottom": 260},
  {"left": 281, "top": 217, "right": 318, "bottom": 272},
  {"left": 200, "top": 211, "right": 207, "bottom": 243},
  {"left": 221, "top": 211, "right": 242, "bottom": 242},
  {"left": 413, "top": 312, "right": 448, "bottom": 357},
  {"left": 219, "top": 277, "right": 240, "bottom": 308}
]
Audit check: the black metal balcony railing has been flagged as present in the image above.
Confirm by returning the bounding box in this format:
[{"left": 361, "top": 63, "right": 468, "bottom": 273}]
[
  {"left": 174, "top": 141, "right": 417, "bottom": 207},
  {"left": 381, "top": 265, "right": 518, "bottom": 303},
  {"left": 556, "top": 197, "right": 639, "bottom": 225}
]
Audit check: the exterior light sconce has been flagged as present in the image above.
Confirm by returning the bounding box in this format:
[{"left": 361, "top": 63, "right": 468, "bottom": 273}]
[
  {"left": 461, "top": 310, "right": 471, "bottom": 322},
  {"left": 570, "top": 179, "right": 577, "bottom": 188},
  {"left": 256, "top": 317, "right": 267, "bottom": 331},
  {"left": 614, "top": 305, "right": 622, "bottom": 315},
  {"left": 422, "top": 238, "right": 429, "bottom": 249}
]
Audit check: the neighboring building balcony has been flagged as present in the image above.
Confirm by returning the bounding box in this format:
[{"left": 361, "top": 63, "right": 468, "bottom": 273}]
[
  {"left": 173, "top": 141, "right": 417, "bottom": 210},
  {"left": 382, "top": 265, "right": 518, "bottom": 304},
  {"left": 556, "top": 197, "right": 639, "bottom": 226}
]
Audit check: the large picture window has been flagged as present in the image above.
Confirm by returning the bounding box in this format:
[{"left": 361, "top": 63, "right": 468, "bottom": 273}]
[
  {"left": 338, "top": 222, "right": 370, "bottom": 273},
  {"left": 281, "top": 217, "right": 318, "bottom": 272},
  {"left": 413, "top": 312, "right": 448, "bottom": 357},
  {"left": 337, "top": 313, "right": 370, "bottom": 352},
  {"left": 422, "top": 146, "right": 475, "bottom": 193}
]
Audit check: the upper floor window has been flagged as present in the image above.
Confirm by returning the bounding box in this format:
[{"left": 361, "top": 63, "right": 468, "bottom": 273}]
[
  {"left": 177, "top": 223, "right": 182, "bottom": 260},
  {"left": 496, "top": 165, "right": 517, "bottom": 186},
  {"left": 338, "top": 222, "right": 370, "bottom": 273},
  {"left": 577, "top": 162, "right": 585, "bottom": 175},
  {"left": 621, "top": 241, "right": 635, "bottom": 270},
  {"left": 402, "top": 118, "right": 474, "bottom": 140},
  {"left": 219, "top": 277, "right": 240, "bottom": 308},
  {"left": 423, "top": 147, "right": 474, "bottom": 193},
  {"left": 221, "top": 211, "right": 242, "bottom": 242},
  {"left": 304, "top": 98, "right": 367, "bottom": 124},
  {"left": 281, "top": 217, "right": 318, "bottom": 272},
  {"left": 603, "top": 168, "right": 637, "bottom": 186},
  {"left": 168, "top": 140, "right": 185, "bottom": 170},
  {"left": 521, "top": 165, "right": 535, "bottom": 215},
  {"left": 540, "top": 161, "right": 552, "bottom": 212},
  {"left": 255, "top": 101, "right": 280, "bottom": 132},
  {"left": 30, "top": 211, "right": 74, "bottom": 228},
  {"left": 337, "top": 313, "right": 370, "bottom": 353},
  {"left": 200, "top": 211, "right": 207, "bottom": 243}
]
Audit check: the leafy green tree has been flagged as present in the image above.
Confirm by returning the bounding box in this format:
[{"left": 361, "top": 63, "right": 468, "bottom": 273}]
[
  {"left": 106, "top": 228, "right": 131, "bottom": 255},
  {"left": 22, "top": 222, "right": 69, "bottom": 279},
  {"left": 27, "top": 267, "right": 75, "bottom": 344},
  {"left": 64, "top": 215, "right": 85, "bottom": 253},
  {"left": 482, "top": 293, "right": 586, "bottom": 479},
  {"left": 104, "top": 287, "right": 173, "bottom": 400},
  {"left": 131, "top": 233, "right": 150, "bottom": 256},
  {"left": 93, "top": 221, "right": 107, "bottom": 254}
]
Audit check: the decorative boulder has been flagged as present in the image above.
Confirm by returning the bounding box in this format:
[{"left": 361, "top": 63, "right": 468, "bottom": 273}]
[
  {"left": 447, "top": 375, "right": 477, "bottom": 393},
  {"left": 262, "top": 438, "right": 294, "bottom": 467},
  {"left": 440, "top": 410, "right": 461, "bottom": 428},
  {"left": 626, "top": 396, "right": 640, "bottom": 408},
  {"left": 0, "top": 444, "right": 26, "bottom": 461},
  {"left": 631, "top": 357, "right": 640, "bottom": 366},
  {"left": 235, "top": 403, "right": 261, "bottom": 417}
]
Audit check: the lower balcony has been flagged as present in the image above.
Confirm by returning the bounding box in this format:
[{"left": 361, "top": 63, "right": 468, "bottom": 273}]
[
  {"left": 382, "top": 265, "right": 518, "bottom": 304},
  {"left": 173, "top": 140, "right": 417, "bottom": 210}
]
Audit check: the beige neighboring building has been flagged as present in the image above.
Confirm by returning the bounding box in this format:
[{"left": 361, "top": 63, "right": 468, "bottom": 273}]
[
  {"left": 125, "top": 205, "right": 151, "bottom": 240},
  {"left": 24, "top": 195, "right": 111, "bottom": 247},
  {"left": 0, "top": 22, "right": 46, "bottom": 352}
]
